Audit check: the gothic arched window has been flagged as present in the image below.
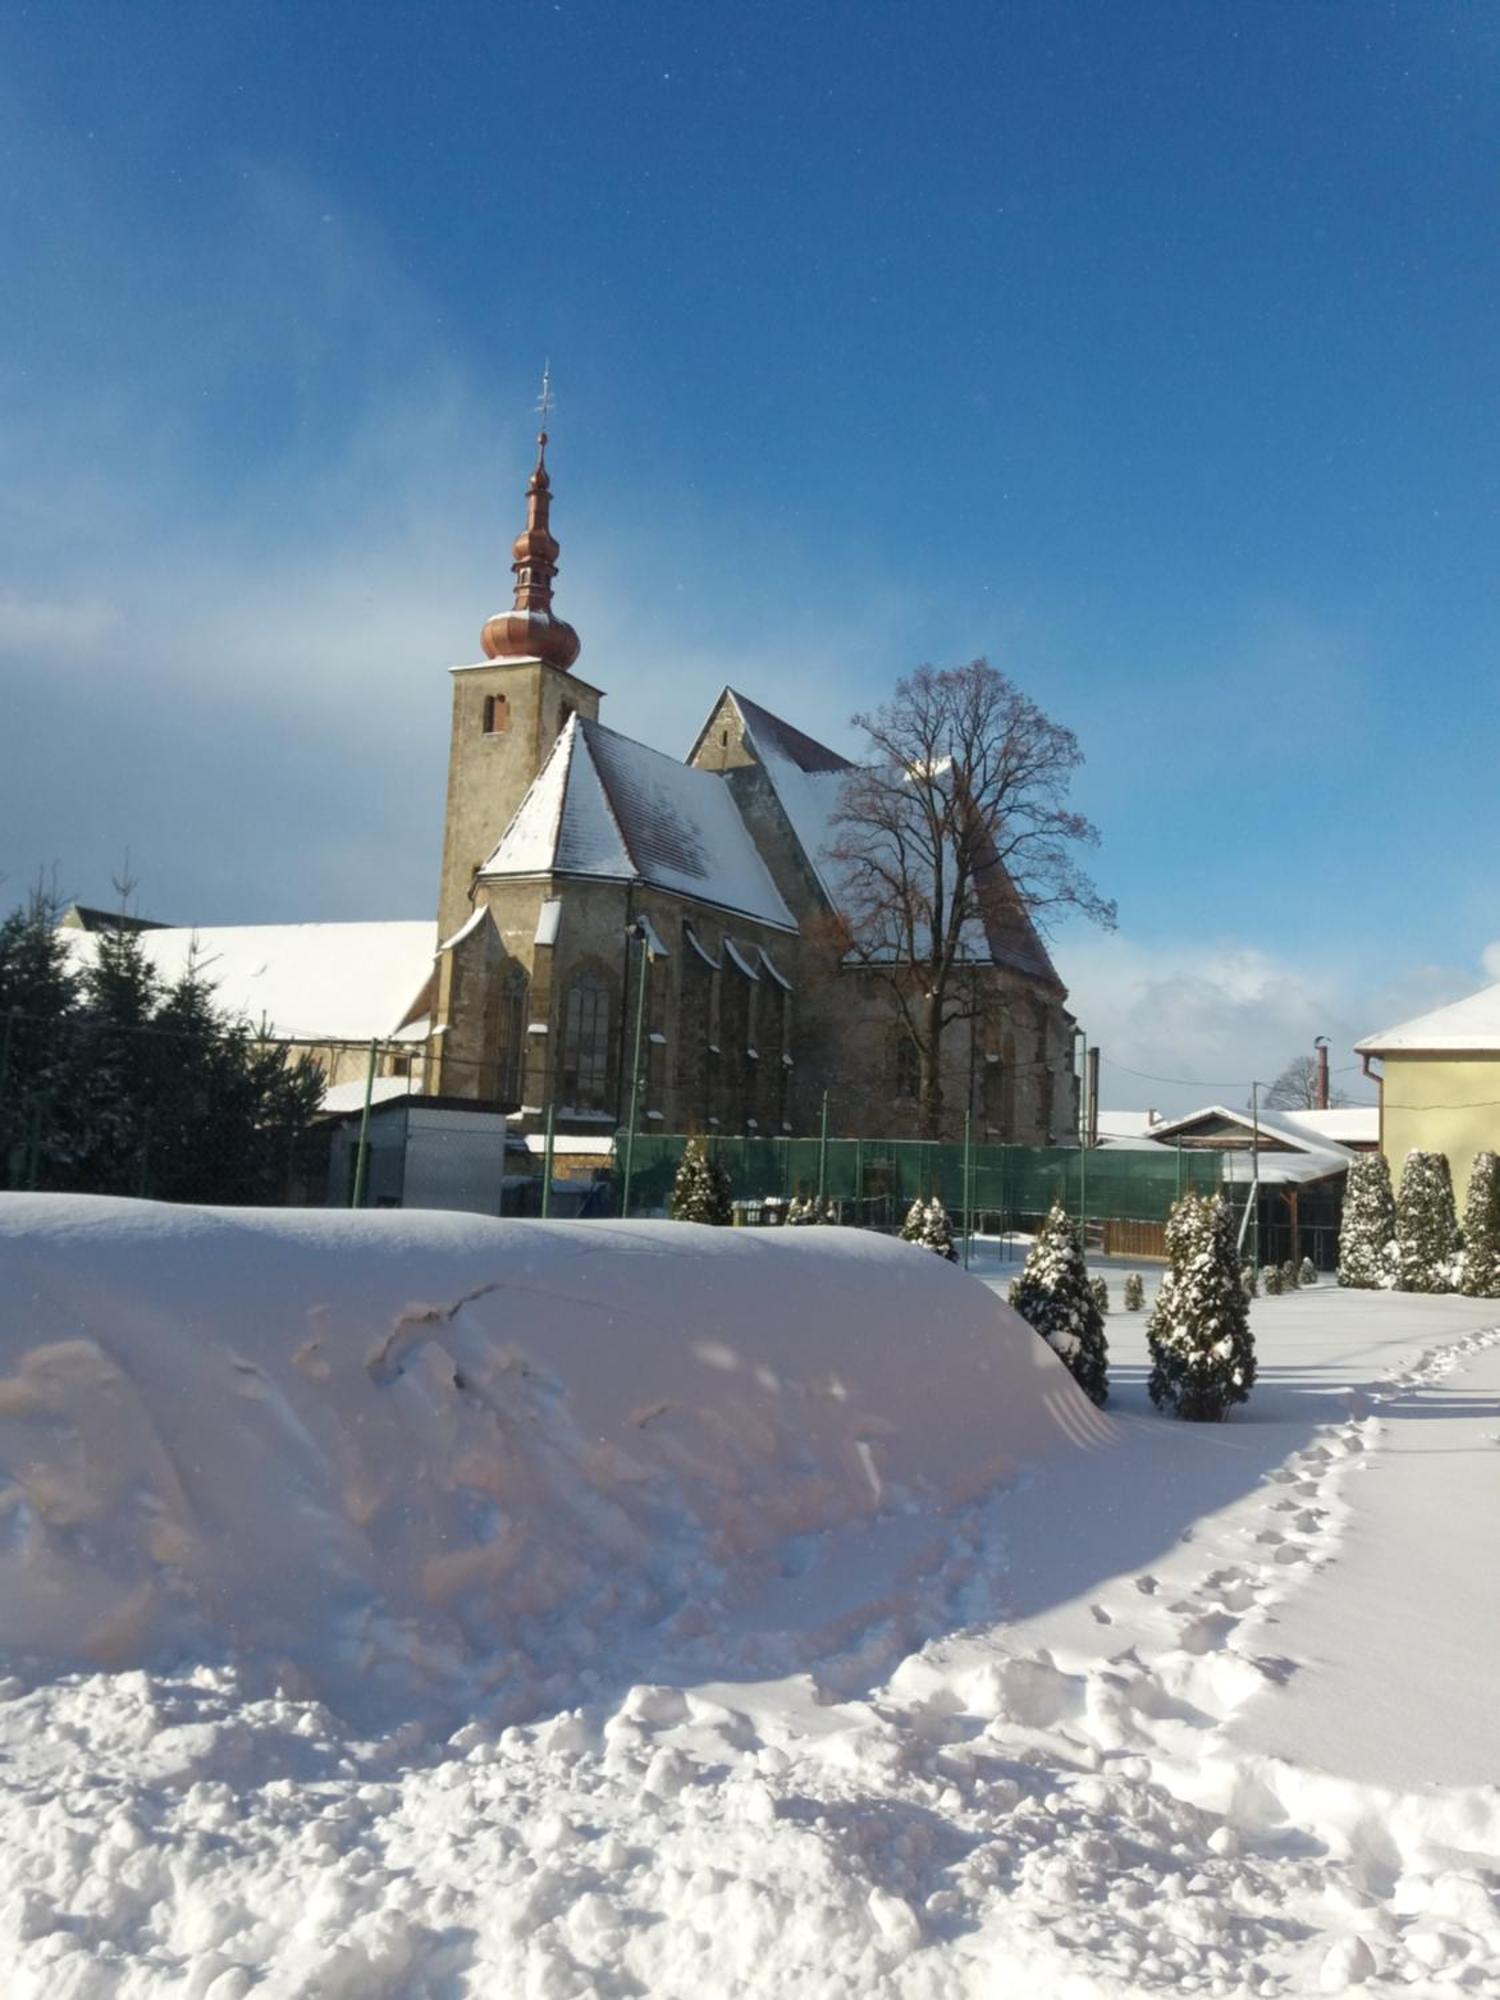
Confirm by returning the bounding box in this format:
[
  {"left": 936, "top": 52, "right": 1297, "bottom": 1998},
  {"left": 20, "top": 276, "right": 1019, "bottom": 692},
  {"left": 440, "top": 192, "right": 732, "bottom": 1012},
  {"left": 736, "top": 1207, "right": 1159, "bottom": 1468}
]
[
  {"left": 496, "top": 963, "right": 529, "bottom": 1109},
  {"left": 562, "top": 974, "right": 611, "bottom": 1111}
]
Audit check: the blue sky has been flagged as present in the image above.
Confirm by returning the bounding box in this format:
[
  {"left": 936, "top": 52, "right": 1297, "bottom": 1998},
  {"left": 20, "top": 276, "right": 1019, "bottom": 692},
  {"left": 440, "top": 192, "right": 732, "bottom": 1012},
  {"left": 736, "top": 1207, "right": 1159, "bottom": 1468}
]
[{"left": 3, "top": 1, "right": 1498, "bottom": 1107}]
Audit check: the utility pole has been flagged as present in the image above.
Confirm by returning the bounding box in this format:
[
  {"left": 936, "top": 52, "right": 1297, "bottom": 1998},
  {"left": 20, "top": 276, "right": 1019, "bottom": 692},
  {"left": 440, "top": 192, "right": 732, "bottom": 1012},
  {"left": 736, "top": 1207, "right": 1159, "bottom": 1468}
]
[
  {"left": 962, "top": 1106, "right": 974, "bottom": 1269},
  {"left": 619, "top": 921, "right": 652, "bottom": 1219},
  {"left": 1314, "top": 1035, "right": 1330, "bottom": 1111}
]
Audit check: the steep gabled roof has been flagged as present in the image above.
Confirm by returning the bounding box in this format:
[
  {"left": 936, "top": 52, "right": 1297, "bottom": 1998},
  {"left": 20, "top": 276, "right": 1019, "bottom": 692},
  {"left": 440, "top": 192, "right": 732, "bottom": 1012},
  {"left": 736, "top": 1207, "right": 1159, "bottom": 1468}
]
[
  {"left": 1357, "top": 981, "right": 1500, "bottom": 1055},
  {"left": 700, "top": 687, "right": 1064, "bottom": 991},
  {"left": 481, "top": 716, "right": 796, "bottom": 932}
]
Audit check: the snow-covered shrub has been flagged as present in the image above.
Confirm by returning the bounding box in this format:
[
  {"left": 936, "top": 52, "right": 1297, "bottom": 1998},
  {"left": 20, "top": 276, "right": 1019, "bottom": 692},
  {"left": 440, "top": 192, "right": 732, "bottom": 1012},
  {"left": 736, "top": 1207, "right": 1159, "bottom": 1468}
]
[
  {"left": 1280, "top": 1259, "right": 1299, "bottom": 1291},
  {"left": 1396, "top": 1150, "right": 1462, "bottom": 1293},
  {"left": 1147, "top": 1192, "right": 1256, "bottom": 1422},
  {"left": 1460, "top": 1151, "right": 1500, "bottom": 1297},
  {"left": 786, "top": 1193, "right": 819, "bottom": 1225},
  {"left": 1298, "top": 1256, "right": 1317, "bottom": 1287},
  {"left": 1008, "top": 1201, "right": 1108, "bottom": 1405},
  {"left": 1241, "top": 1261, "right": 1259, "bottom": 1298},
  {"left": 670, "top": 1138, "right": 731, "bottom": 1224},
  {"left": 1337, "top": 1153, "right": 1397, "bottom": 1289},
  {"left": 1090, "top": 1275, "right": 1110, "bottom": 1316},
  {"left": 1262, "top": 1262, "right": 1283, "bottom": 1296},
  {"left": 922, "top": 1198, "right": 958, "bottom": 1261},
  {"left": 899, "top": 1195, "right": 954, "bottom": 1257},
  {"left": 1123, "top": 1271, "right": 1145, "bottom": 1312}
]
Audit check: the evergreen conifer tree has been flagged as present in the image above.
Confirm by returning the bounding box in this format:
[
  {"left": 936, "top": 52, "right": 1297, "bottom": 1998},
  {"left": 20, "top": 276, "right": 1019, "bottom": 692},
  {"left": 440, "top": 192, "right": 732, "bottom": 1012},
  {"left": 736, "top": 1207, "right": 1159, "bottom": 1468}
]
[
  {"left": 669, "top": 1137, "right": 725, "bottom": 1222},
  {"left": 900, "top": 1196, "right": 928, "bottom": 1246},
  {"left": 1460, "top": 1151, "right": 1500, "bottom": 1298},
  {"left": 1298, "top": 1256, "right": 1317, "bottom": 1287},
  {"left": 1337, "top": 1153, "right": 1397, "bottom": 1289},
  {"left": 1123, "top": 1271, "right": 1145, "bottom": 1312},
  {"left": 923, "top": 1197, "right": 958, "bottom": 1261},
  {"left": 1008, "top": 1201, "right": 1108, "bottom": 1404},
  {"left": 1147, "top": 1192, "right": 1256, "bottom": 1421},
  {"left": 1396, "top": 1150, "right": 1462, "bottom": 1293}
]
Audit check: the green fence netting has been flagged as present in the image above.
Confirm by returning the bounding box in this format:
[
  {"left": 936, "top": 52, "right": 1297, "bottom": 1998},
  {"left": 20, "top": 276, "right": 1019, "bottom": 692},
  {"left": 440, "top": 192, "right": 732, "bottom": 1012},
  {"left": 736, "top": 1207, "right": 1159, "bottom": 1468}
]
[{"left": 613, "top": 1133, "right": 1224, "bottom": 1226}]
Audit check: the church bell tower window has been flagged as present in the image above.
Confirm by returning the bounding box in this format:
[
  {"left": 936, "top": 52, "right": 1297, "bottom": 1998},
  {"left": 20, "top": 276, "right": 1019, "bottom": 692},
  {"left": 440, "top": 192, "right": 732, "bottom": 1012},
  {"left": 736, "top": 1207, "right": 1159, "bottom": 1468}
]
[{"left": 483, "top": 692, "right": 510, "bottom": 735}]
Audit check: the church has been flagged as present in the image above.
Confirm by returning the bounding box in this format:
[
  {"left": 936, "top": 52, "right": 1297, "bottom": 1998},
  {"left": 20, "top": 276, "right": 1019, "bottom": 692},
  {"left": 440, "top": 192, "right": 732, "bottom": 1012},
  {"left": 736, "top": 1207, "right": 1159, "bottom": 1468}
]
[
  {"left": 422, "top": 425, "right": 1080, "bottom": 1155},
  {"left": 61, "top": 425, "right": 1080, "bottom": 1163}
]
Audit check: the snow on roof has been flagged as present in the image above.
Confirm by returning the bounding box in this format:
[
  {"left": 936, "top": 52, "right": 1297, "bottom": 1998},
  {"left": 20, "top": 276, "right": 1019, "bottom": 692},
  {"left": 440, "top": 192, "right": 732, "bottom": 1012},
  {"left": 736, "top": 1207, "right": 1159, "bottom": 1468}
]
[
  {"left": 59, "top": 921, "right": 437, "bottom": 1044},
  {"left": 1357, "top": 981, "right": 1500, "bottom": 1055},
  {"left": 319, "top": 1075, "right": 416, "bottom": 1116},
  {"left": 482, "top": 716, "right": 796, "bottom": 932},
  {"left": 1139, "top": 1103, "right": 1354, "bottom": 1184},
  {"left": 720, "top": 688, "right": 1062, "bottom": 991},
  {"left": 1096, "top": 1110, "right": 1161, "bottom": 1141},
  {"left": 1274, "top": 1106, "right": 1379, "bottom": 1146}
]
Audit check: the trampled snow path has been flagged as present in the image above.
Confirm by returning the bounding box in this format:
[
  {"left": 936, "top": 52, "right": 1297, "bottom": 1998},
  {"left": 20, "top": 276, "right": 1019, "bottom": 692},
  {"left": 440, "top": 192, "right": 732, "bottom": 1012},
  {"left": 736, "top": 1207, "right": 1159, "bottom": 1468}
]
[{"left": 2, "top": 1277, "right": 1499, "bottom": 1996}]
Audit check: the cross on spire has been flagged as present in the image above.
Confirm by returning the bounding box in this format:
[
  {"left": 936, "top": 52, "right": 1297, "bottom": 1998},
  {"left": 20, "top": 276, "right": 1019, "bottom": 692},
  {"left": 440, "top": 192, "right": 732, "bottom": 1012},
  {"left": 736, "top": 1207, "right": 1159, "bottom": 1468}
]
[{"left": 536, "top": 361, "right": 553, "bottom": 434}]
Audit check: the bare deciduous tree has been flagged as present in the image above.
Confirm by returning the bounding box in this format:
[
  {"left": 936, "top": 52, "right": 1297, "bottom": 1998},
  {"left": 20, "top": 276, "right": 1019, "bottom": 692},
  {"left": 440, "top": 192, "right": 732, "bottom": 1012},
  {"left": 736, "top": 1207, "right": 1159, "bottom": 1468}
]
[
  {"left": 1263, "top": 1056, "right": 1350, "bottom": 1111},
  {"left": 827, "top": 660, "right": 1115, "bottom": 1138}
]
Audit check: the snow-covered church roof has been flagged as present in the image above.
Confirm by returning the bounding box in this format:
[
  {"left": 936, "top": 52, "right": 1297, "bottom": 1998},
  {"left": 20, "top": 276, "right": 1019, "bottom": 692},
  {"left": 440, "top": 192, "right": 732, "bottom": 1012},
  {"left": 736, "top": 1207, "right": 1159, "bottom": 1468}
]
[
  {"left": 481, "top": 715, "right": 797, "bottom": 932},
  {"left": 1357, "top": 981, "right": 1500, "bottom": 1056},
  {"left": 707, "top": 687, "right": 1065, "bottom": 992},
  {"left": 58, "top": 921, "right": 437, "bottom": 1044}
]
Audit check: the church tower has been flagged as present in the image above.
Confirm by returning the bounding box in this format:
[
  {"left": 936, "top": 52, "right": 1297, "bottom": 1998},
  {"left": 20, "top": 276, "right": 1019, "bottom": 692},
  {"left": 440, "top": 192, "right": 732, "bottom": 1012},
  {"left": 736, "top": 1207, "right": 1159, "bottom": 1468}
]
[{"left": 436, "top": 418, "right": 603, "bottom": 943}]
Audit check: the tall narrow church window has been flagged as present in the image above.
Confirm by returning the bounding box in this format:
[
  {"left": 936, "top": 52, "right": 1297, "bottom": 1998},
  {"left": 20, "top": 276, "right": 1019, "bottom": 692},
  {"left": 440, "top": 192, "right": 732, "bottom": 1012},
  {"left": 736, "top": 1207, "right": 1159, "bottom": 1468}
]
[
  {"left": 561, "top": 975, "right": 610, "bottom": 1111},
  {"left": 483, "top": 693, "right": 510, "bottom": 734},
  {"left": 496, "top": 963, "right": 529, "bottom": 1109}
]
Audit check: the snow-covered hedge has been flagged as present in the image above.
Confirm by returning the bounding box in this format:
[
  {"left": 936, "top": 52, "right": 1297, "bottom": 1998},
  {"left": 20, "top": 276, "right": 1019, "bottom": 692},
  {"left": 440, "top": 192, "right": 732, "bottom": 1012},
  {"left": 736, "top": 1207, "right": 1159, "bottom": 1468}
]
[
  {"left": 1460, "top": 1151, "right": 1500, "bottom": 1298},
  {"left": 1338, "top": 1153, "right": 1397, "bottom": 1289},
  {"left": 1396, "top": 1150, "right": 1462, "bottom": 1293}
]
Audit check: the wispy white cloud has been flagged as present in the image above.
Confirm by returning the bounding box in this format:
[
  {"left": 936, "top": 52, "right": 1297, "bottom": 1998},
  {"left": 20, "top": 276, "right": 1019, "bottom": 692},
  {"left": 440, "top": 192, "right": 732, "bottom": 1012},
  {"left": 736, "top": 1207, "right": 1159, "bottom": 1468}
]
[{"left": 1066, "top": 931, "right": 1496, "bottom": 1116}]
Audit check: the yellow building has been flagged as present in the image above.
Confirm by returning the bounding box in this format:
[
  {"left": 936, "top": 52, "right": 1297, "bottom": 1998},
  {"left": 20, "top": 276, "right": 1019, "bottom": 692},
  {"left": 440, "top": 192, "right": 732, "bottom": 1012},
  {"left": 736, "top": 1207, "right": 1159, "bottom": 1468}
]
[{"left": 1356, "top": 983, "right": 1500, "bottom": 1206}]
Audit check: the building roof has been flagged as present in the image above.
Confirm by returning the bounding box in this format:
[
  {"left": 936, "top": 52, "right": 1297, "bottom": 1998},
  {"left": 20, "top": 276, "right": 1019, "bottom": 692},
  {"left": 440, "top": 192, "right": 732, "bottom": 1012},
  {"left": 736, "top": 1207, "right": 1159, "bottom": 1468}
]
[
  {"left": 1273, "top": 1106, "right": 1380, "bottom": 1147},
  {"left": 1144, "top": 1103, "right": 1353, "bottom": 1187},
  {"left": 1357, "top": 981, "right": 1500, "bottom": 1055},
  {"left": 59, "top": 904, "right": 171, "bottom": 935},
  {"left": 481, "top": 715, "right": 797, "bottom": 932},
  {"left": 59, "top": 921, "right": 437, "bottom": 1044},
  {"left": 712, "top": 687, "right": 1064, "bottom": 991}
]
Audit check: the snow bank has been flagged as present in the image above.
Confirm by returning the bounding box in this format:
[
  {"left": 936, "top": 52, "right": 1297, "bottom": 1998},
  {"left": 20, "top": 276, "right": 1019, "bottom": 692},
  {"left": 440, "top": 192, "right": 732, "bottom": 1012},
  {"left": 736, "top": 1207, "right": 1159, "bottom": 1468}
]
[{"left": 0, "top": 1196, "right": 1109, "bottom": 1721}]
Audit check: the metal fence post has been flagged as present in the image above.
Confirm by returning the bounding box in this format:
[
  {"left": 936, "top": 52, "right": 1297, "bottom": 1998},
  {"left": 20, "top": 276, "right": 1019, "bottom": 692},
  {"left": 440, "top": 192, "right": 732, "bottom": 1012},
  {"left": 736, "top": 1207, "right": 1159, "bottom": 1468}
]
[
  {"left": 540, "top": 1100, "right": 555, "bottom": 1218},
  {"left": 962, "top": 1108, "right": 974, "bottom": 1268},
  {"left": 351, "top": 1037, "right": 378, "bottom": 1208},
  {"left": 620, "top": 926, "right": 650, "bottom": 1219},
  {"left": 817, "top": 1089, "right": 829, "bottom": 1203}
]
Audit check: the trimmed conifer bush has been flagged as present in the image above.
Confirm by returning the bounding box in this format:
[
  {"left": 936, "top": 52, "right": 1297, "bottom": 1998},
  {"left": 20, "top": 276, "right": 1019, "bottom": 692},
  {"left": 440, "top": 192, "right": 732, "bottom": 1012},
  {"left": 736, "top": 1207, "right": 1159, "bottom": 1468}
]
[
  {"left": 1396, "top": 1150, "right": 1462, "bottom": 1293},
  {"left": 1008, "top": 1201, "right": 1109, "bottom": 1405},
  {"left": 923, "top": 1197, "right": 958, "bottom": 1260},
  {"left": 1147, "top": 1192, "right": 1256, "bottom": 1421},
  {"left": 1338, "top": 1153, "right": 1397, "bottom": 1289},
  {"left": 670, "top": 1137, "right": 730, "bottom": 1223},
  {"left": 1298, "top": 1256, "right": 1317, "bottom": 1287},
  {"left": 1280, "top": 1259, "right": 1299, "bottom": 1291},
  {"left": 1262, "top": 1262, "right": 1283, "bottom": 1296},
  {"left": 786, "top": 1193, "right": 818, "bottom": 1225},
  {"left": 1123, "top": 1271, "right": 1145, "bottom": 1312},
  {"left": 1241, "top": 1261, "right": 1258, "bottom": 1298},
  {"left": 1089, "top": 1275, "right": 1110, "bottom": 1316},
  {"left": 1460, "top": 1151, "right": 1500, "bottom": 1297}
]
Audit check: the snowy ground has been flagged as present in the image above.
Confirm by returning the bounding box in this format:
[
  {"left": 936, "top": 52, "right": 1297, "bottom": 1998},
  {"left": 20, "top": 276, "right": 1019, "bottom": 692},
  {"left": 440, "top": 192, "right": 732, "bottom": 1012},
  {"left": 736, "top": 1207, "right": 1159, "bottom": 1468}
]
[{"left": 2, "top": 1205, "right": 1499, "bottom": 1996}]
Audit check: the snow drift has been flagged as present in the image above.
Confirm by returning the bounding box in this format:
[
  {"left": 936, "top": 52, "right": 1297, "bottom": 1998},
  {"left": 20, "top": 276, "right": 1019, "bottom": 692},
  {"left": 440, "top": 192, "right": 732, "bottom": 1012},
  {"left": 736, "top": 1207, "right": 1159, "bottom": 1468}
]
[{"left": 0, "top": 1196, "right": 1110, "bottom": 1720}]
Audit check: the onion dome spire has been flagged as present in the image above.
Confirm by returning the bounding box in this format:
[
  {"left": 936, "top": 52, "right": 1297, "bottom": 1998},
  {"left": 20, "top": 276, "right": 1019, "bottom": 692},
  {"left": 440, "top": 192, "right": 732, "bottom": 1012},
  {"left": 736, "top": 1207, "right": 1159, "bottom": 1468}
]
[{"left": 480, "top": 368, "right": 581, "bottom": 671}]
